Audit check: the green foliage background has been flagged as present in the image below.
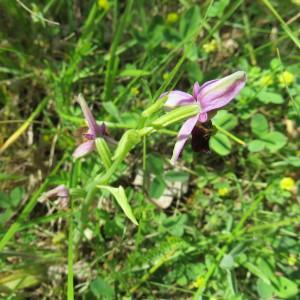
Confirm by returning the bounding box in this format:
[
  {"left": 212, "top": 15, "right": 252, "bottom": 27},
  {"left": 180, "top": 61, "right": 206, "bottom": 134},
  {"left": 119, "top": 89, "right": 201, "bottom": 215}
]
[{"left": 0, "top": 0, "right": 299, "bottom": 299}]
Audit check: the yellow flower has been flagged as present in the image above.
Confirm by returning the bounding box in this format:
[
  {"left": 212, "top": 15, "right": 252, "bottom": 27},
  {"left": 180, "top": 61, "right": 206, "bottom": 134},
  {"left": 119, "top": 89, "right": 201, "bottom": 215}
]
[
  {"left": 130, "top": 87, "right": 140, "bottom": 96},
  {"left": 166, "top": 12, "right": 179, "bottom": 24},
  {"left": 203, "top": 40, "right": 218, "bottom": 54},
  {"left": 288, "top": 254, "right": 297, "bottom": 266},
  {"left": 278, "top": 71, "right": 294, "bottom": 86},
  {"left": 259, "top": 74, "right": 273, "bottom": 87},
  {"left": 163, "top": 72, "right": 170, "bottom": 81},
  {"left": 190, "top": 276, "right": 204, "bottom": 288},
  {"left": 291, "top": 0, "right": 300, "bottom": 5},
  {"left": 280, "top": 177, "right": 296, "bottom": 191},
  {"left": 98, "top": 0, "right": 109, "bottom": 11},
  {"left": 218, "top": 187, "right": 229, "bottom": 197}
]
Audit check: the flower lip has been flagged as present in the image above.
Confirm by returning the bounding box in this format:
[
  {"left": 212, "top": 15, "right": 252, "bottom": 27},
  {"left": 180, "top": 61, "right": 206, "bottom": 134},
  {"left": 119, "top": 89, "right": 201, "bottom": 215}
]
[
  {"left": 84, "top": 133, "right": 96, "bottom": 140},
  {"left": 161, "top": 70, "right": 247, "bottom": 164}
]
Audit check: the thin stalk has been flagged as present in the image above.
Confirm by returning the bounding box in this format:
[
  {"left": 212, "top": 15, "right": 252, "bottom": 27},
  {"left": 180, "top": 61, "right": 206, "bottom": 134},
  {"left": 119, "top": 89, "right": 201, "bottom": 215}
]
[
  {"left": 214, "top": 124, "right": 246, "bottom": 146},
  {"left": 259, "top": 0, "right": 300, "bottom": 49},
  {"left": 0, "top": 154, "right": 67, "bottom": 250},
  {"left": 0, "top": 97, "right": 48, "bottom": 154}
]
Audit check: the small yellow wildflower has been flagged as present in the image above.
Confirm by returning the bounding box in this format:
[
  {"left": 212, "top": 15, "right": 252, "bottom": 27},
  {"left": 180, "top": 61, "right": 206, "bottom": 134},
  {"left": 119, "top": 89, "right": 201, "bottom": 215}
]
[
  {"left": 280, "top": 177, "right": 296, "bottom": 191},
  {"left": 278, "top": 71, "right": 294, "bottom": 86},
  {"left": 166, "top": 12, "right": 179, "bottom": 24},
  {"left": 163, "top": 72, "right": 170, "bottom": 81},
  {"left": 288, "top": 254, "right": 297, "bottom": 266},
  {"left": 98, "top": 0, "right": 109, "bottom": 11},
  {"left": 190, "top": 276, "right": 204, "bottom": 288},
  {"left": 203, "top": 40, "right": 218, "bottom": 54},
  {"left": 291, "top": 0, "right": 300, "bottom": 5},
  {"left": 130, "top": 87, "right": 140, "bottom": 96},
  {"left": 259, "top": 74, "right": 273, "bottom": 87},
  {"left": 218, "top": 187, "right": 229, "bottom": 197}
]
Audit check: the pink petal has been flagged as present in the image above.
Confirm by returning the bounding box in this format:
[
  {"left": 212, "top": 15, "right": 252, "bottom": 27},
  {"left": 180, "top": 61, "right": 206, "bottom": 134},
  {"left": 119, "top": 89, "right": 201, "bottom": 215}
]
[
  {"left": 77, "top": 94, "right": 98, "bottom": 136},
  {"left": 171, "top": 114, "right": 199, "bottom": 164},
  {"left": 193, "top": 82, "right": 201, "bottom": 99},
  {"left": 198, "top": 112, "right": 208, "bottom": 122},
  {"left": 197, "top": 71, "right": 246, "bottom": 113},
  {"left": 164, "top": 91, "right": 195, "bottom": 110},
  {"left": 44, "top": 185, "right": 69, "bottom": 198},
  {"left": 73, "top": 140, "right": 95, "bottom": 159},
  {"left": 95, "top": 123, "right": 107, "bottom": 136}
]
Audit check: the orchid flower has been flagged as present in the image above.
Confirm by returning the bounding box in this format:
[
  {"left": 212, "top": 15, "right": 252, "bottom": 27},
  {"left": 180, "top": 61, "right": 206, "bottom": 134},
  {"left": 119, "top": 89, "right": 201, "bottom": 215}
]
[
  {"left": 43, "top": 185, "right": 69, "bottom": 198},
  {"left": 163, "top": 71, "right": 247, "bottom": 163},
  {"left": 73, "top": 94, "right": 112, "bottom": 159},
  {"left": 40, "top": 185, "right": 69, "bottom": 209}
]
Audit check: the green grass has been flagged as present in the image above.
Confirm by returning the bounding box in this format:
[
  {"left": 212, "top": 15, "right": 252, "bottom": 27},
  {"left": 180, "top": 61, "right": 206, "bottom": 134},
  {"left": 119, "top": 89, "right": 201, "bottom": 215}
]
[{"left": 0, "top": 0, "right": 300, "bottom": 299}]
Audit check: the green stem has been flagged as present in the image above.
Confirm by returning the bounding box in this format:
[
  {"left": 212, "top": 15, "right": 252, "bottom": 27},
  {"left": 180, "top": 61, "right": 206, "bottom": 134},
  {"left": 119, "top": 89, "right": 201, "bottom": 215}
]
[
  {"left": 214, "top": 124, "right": 246, "bottom": 146},
  {"left": 0, "top": 154, "right": 67, "bottom": 250}
]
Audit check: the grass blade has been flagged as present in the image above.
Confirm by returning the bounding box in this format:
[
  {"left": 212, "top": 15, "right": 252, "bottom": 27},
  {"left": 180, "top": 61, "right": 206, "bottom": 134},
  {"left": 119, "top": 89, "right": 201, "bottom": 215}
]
[{"left": 260, "top": 0, "right": 300, "bottom": 49}]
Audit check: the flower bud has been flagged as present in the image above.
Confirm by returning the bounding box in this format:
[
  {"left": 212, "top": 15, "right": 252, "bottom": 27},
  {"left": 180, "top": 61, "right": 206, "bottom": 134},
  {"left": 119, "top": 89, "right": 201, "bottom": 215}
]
[
  {"left": 95, "top": 137, "right": 112, "bottom": 170},
  {"left": 113, "top": 130, "right": 141, "bottom": 161}
]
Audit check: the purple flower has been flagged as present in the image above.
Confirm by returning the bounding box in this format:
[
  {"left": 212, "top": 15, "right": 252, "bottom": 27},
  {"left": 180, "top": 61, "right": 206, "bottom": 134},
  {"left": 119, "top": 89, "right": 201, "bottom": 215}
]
[
  {"left": 44, "top": 185, "right": 69, "bottom": 198},
  {"left": 40, "top": 185, "right": 69, "bottom": 209},
  {"left": 73, "top": 94, "right": 112, "bottom": 159},
  {"left": 163, "top": 71, "right": 247, "bottom": 163}
]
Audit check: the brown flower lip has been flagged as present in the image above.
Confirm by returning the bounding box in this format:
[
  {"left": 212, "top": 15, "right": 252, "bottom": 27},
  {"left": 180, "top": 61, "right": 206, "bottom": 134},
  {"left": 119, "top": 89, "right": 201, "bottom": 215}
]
[{"left": 191, "top": 121, "right": 212, "bottom": 153}]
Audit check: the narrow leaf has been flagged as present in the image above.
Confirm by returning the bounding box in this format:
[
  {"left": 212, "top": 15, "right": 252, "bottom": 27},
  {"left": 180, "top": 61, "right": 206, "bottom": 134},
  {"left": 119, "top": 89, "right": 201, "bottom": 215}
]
[{"left": 98, "top": 185, "right": 138, "bottom": 225}]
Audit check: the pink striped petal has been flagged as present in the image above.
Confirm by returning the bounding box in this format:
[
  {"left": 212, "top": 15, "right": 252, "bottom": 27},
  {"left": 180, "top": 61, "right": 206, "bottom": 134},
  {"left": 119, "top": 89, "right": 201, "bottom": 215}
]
[
  {"left": 77, "top": 94, "right": 98, "bottom": 136},
  {"left": 73, "top": 140, "right": 95, "bottom": 159},
  {"left": 198, "top": 112, "right": 208, "bottom": 123},
  {"left": 171, "top": 114, "right": 199, "bottom": 164},
  {"left": 193, "top": 82, "right": 201, "bottom": 99},
  {"left": 164, "top": 91, "right": 195, "bottom": 110},
  {"left": 197, "top": 71, "right": 246, "bottom": 113}
]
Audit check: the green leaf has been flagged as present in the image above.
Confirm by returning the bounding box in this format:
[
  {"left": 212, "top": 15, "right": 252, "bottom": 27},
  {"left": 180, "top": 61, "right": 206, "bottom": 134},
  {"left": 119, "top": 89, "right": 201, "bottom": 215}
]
[
  {"left": 164, "top": 171, "right": 189, "bottom": 182},
  {"left": 261, "top": 131, "right": 287, "bottom": 152},
  {"left": 207, "top": 0, "right": 230, "bottom": 18},
  {"left": 184, "top": 43, "right": 198, "bottom": 62},
  {"left": 0, "top": 192, "right": 11, "bottom": 209},
  {"left": 186, "top": 61, "right": 203, "bottom": 83},
  {"left": 257, "top": 91, "right": 284, "bottom": 104},
  {"left": 162, "top": 214, "right": 187, "bottom": 237},
  {"left": 0, "top": 209, "right": 14, "bottom": 226},
  {"left": 275, "top": 276, "right": 298, "bottom": 298},
  {"left": 220, "top": 254, "right": 235, "bottom": 270},
  {"left": 251, "top": 113, "right": 269, "bottom": 136},
  {"left": 102, "top": 101, "right": 121, "bottom": 122},
  {"left": 179, "top": 6, "right": 201, "bottom": 37},
  {"left": 0, "top": 173, "right": 26, "bottom": 182},
  {"left": 248, "top": 140, "right": 265, "bottom": 152},
  {"left": 209, "top": 133, "right": 232, "bottom": 156},
  {"left": 98, "top": 185, "right": 138, "bottom": 225},
  {"left": 90, "top": 277, "right": 114, "bottom": 299},
  {"left": 149, "top": 176, "right": 166, "bottom": 199},
  {"left": 119, "top": 69, "right": 151, "bottom": 77},
  {"left": 147, "top": 154, "right": 164, "bottom": 175},
  {"left": 243, "top": 262, "right": 271, "bottom": 285},
  {"left": 257, "top": 258, "right": 278, "bottom": 285},
  {"left": 283, "top": 156, "right": 300, "bottom": 167},
  {"left": 257, "top": 279, "right": 275, "bottom": 300},
  {"left": 213, "top": 110, "right": 238, "bottom": 130}
]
